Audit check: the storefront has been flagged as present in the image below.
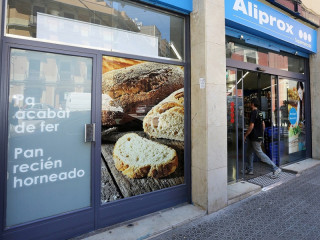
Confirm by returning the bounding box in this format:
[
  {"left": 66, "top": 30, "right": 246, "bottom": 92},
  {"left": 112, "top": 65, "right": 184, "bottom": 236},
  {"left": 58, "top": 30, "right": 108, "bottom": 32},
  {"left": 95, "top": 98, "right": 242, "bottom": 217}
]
[
  {"left": 1, "top": 0, "right": 319, "bottom": 239},
  {"left": 225, "top": 0, "right": 317, "bottom": 182},
  {"left": 0, "top": 0, "right": 192, "bottom": 239}
]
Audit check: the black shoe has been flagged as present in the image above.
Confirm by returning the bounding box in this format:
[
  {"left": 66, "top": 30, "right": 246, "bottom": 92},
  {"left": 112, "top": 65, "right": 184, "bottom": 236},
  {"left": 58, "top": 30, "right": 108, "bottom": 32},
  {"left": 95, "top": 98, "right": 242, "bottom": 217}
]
[{"left": 241, "top": 169, "right": 254, "bottom": 175}]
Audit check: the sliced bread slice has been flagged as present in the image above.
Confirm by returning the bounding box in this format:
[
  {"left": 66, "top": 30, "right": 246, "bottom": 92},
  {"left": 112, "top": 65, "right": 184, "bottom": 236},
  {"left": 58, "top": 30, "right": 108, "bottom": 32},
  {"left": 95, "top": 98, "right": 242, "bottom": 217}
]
[
  {"left": 113, "top": 133, "right": 178, "bottom": 178},
  {"left": 143, "top": 88, "right": 184, "bottom": 141}
]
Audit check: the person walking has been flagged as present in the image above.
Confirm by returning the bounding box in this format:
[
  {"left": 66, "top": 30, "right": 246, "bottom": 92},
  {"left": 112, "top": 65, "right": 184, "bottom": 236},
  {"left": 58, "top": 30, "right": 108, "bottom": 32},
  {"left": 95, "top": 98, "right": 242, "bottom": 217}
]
[{"left": 243, "top": 98, "right": 281, "bottom": 179}]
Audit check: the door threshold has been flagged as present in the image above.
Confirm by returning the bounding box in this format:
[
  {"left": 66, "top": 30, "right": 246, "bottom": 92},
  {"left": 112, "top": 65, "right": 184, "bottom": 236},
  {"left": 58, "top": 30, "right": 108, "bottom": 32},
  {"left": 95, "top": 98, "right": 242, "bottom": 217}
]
[
  {"left": 281, "top": 158, "right": 320, "bottom": 174},
  {"left": 228, "top": 181, "right": 261, "bottom": 205}
]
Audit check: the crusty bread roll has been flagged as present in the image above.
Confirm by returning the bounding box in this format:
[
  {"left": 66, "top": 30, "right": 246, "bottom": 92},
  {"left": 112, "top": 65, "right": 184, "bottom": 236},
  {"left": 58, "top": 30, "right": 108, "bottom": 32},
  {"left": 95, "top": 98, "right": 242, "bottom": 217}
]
[
  {"left": 102, "top": 57, "right": 143, "bottom": 74},
  {"left": 102, "top": 62, "right": 184, "bottom": 115},
  {"left": 113, "top": 133, "right": 178, "bottom": 178},
  {"left": 143, "top": 89, "right": 184, "bottom": 141}
]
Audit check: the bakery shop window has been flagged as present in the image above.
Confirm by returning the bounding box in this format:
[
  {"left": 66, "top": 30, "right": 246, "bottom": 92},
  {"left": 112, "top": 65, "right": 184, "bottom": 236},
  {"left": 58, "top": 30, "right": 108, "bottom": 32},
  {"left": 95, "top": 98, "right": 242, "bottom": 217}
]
[
  {"left": 6, "top": 0, "right": 185, "bottom": 60},
  {"left": 101, "top": 56, "right": 185, "bottom": 203}
]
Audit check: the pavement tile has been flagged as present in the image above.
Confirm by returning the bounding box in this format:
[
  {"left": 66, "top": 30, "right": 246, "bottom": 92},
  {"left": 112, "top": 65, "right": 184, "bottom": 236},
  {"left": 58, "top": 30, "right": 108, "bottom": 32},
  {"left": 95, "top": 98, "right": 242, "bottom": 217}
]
[{"left": 150, "top": 165, "right": 320, "bottom": 240}]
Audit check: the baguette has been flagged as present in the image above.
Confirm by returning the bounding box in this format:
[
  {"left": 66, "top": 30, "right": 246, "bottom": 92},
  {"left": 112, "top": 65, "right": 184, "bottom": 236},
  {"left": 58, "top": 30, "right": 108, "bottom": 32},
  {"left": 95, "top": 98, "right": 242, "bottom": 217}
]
[{"left": 113, "top": 133, "right": 178, "bottom": 178}]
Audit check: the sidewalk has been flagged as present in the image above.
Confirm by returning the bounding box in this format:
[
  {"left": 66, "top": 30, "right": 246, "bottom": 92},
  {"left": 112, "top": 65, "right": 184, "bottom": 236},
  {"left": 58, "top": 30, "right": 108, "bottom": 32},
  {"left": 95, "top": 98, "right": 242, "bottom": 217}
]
[{"left": 151, "top": 164, "right": 320, "bottom": 240}]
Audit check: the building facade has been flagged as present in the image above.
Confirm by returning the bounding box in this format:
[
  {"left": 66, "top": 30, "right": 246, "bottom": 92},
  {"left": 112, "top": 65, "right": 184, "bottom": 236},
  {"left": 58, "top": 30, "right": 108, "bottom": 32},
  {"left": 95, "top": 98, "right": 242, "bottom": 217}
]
[
  {"left": 0, "top": 0, "right": 319, "bottom": 239},
  {"left": 190, "top": 0, "right": 320, "bottom": 214}
]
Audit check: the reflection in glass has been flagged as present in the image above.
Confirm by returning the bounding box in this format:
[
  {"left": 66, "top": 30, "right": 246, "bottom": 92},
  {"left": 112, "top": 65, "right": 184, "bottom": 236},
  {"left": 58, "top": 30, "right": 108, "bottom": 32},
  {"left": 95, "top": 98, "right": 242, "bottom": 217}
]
[
  {"left": 278, "top": 78, "right": 306, "bottom": 165},
  {"left": 226, "top": 37, "right": 305, "bottom": 74},
  {"left": 269, "top": 76, "right": 279, "bottom": 164},
  {"left": 101, "top": 56, "right": 185, "bottom": 203},
  {"left": 236, "top": 71, "right": 244, "bottom": 180},
  {"left": 226, "top": 69, "right": 237, "bottom": 183},
  {"left": 7, "top": 49, "right": 92, "bottom": 226},
  {"left": 6, "top": 0, "right": 184, "bottom": 60}
]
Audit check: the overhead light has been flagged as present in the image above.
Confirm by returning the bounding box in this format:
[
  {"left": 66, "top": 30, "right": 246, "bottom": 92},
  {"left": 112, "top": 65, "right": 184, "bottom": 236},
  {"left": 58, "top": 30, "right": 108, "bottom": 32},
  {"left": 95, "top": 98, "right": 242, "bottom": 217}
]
[
  {"left": 170, "top": 42, "right": 182, "bottom": 60},
  {"left": 237, "top": 71, "right": 249, "bottom": 84},
  {"left": 262, "top": 84, "right": 277, "bottom": 90},
  {"left": 230, "top": 72, "right": 249, "bottom": 91}
]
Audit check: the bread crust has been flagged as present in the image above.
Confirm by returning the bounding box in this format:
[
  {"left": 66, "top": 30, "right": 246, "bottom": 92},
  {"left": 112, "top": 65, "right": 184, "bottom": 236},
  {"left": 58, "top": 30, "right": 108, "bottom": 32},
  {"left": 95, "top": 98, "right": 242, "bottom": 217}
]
[
  {"left": 102, "top": 57, "right": 143, "bottom": 74},
  {"left": 102, "top": 62, "right": 184, "bottom": 115},
  {"left": 143, "top": 89, "right": 184, "bottom": 141},
  {"left": 113, "top": 133, "right": 178, "bottom": 178}
]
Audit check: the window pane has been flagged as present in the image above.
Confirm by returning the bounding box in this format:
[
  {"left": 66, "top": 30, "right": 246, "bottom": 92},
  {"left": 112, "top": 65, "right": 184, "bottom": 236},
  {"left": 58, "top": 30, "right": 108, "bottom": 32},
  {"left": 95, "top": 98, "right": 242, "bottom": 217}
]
[
  {"left": 6, "top": 0, "right": 184, "bottom": 60},
  {"left": 269, "top": 52, "right": 288, "bottom": 71},
  {"left": 6, "top": 49, "right": 92, "bottom": 226},
  {"left": 278, "top": 78, "right": 306, "bottom": 165},
  {"left": 100, "top": 56, "right": 185, "bottom": 203},
  {"left": 226, "top": 37, "right": 305, "bottom": 73}
]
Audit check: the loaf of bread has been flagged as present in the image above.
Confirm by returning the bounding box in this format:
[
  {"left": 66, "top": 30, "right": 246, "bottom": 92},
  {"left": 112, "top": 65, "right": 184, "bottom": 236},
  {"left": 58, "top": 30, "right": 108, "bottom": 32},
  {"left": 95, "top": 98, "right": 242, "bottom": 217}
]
[
  {"left": 143, "top": 89, "right": 184, "bottom": 141},
  {"left": 102, "top": 62, "right": 184, "bottom": 115},
  {"left": 113, "top": 133, "right": 178, "bottom": 178},
  {"left": 102, "top": 56, "right": 143, "bottom": 74}
]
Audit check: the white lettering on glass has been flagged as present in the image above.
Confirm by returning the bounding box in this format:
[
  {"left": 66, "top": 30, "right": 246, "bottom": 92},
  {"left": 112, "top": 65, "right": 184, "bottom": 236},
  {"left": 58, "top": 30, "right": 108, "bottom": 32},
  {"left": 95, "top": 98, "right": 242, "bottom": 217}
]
[{"left": 13, "top": 169, "right": 86, "bottom": 188}]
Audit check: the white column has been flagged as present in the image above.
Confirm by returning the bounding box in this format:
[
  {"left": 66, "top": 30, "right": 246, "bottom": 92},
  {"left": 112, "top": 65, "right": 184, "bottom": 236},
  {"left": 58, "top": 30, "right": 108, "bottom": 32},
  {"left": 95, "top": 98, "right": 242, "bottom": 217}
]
[{"left": 191, "top": 0, "right": 228, "bottom": 213}]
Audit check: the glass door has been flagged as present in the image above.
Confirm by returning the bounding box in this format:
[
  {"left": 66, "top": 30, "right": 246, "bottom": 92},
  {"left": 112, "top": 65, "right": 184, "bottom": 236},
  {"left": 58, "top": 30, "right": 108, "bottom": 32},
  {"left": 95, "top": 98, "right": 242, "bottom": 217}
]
[
  {"left": 226, "top": 69, "right": 244, "bottom": 182},
  {"left": 278, "top": 78, "right": 307, "bottom": 164},
  {"left": 226, "top": 69, "right": 238, "bottom": 183},
  {"left": 227, "top": 69, "right": 279, "bottom": 183},
  {"left": 5, "top": 48, "right": 94, "bottom": 228}
]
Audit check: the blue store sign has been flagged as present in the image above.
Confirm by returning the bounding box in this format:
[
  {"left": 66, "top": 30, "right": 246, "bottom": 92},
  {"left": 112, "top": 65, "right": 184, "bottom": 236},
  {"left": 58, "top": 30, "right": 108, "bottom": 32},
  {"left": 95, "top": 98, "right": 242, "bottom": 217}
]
[
  {"left": 225, "top": 0, "right": 317, "bottom": 53},
  {"left": 140, "top": 0, "right": 193, "bottom": 14}
]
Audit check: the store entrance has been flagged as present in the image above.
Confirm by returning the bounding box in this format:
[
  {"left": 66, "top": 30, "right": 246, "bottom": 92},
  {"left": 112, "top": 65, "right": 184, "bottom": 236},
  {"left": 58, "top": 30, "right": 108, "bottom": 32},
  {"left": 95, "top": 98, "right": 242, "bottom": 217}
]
[{"left": 227, "top": 69, "right": 279, "bottom": 182}]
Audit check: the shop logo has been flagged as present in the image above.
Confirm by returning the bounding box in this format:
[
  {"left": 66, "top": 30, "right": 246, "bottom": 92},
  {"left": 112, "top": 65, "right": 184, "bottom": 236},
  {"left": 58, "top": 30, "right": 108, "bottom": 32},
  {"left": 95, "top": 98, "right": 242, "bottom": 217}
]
[
  {"left": 299, "top": 30, "right": 312, "bottom": 43},
  {"left": 233, "top": 0, "right": 294, "bottom": 34}
]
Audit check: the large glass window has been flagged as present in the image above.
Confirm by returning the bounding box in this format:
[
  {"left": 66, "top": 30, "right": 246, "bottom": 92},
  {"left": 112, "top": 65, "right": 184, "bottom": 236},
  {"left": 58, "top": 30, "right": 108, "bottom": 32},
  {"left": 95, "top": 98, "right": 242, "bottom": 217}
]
[
  {"left": 6, "top": 0, "right": 184, "bottom": 60},
  {"left": 100, "top": 56, "right": 185, "bottom": 203},
  {"left": 6, "top": 49, "right": 92, "bottom": 226},
  {"left": 226, "top": 37, "right": 305, "bottom": 74}
]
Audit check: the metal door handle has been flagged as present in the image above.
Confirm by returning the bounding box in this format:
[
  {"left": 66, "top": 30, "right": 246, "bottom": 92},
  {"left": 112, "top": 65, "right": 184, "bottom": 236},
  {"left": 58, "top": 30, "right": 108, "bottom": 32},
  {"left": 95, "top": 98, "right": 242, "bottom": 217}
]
[{"left": 85, "top": 123, "right": 95, "bottom": 142}]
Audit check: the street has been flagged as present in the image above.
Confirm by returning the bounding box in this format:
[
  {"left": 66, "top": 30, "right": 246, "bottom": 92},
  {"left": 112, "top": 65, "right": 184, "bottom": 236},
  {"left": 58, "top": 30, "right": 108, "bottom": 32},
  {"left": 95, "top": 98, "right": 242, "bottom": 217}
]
[{"left": 151, "top": 165, "right": 320, "bottom": 240}]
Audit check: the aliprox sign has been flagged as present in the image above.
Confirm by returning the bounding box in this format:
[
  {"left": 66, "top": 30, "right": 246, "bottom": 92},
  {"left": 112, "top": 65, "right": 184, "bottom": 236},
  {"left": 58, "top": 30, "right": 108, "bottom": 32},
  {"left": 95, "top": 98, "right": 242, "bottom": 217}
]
[{"left": 225, "top": 0, "right": 317, "bottom": 53}]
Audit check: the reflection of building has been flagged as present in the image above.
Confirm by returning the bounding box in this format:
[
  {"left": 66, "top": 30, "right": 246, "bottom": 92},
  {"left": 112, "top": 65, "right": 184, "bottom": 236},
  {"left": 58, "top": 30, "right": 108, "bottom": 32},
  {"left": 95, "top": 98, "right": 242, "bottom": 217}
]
[
  {"left": 140, "top": 25, "right": 170, "bottom": 57},
  {"left": 140, "top": 25, "right": 161, "bottom": 39},
  {"left": 10, "top": 52, "right": 91, "bottom": 109},
  {"left": 160, "top": 39, "right": 170, "bottom": 57},
  {"left": 7, "top": 0, "right": 140, "bottom": 37}
]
